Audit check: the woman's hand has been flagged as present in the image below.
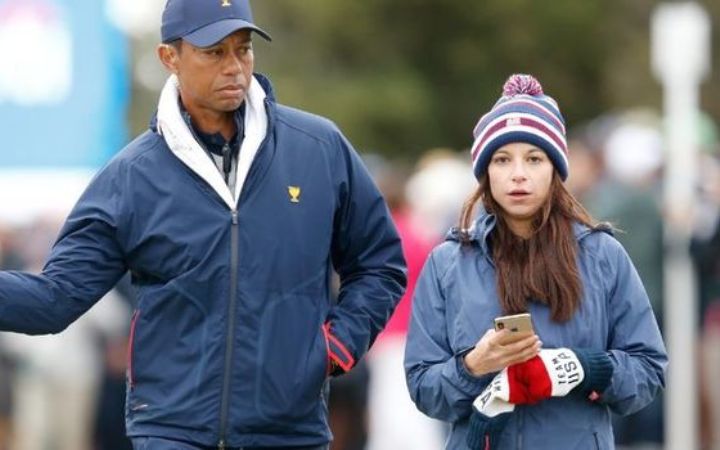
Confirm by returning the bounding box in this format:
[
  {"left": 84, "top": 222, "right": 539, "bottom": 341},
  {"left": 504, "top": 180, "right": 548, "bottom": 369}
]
[{"left": 463, "top": 329, "right": 541, "bottom": 377}]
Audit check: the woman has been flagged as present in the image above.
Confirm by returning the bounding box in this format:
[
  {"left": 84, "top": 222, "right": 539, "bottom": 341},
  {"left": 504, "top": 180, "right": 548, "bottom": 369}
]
[{"left": 404, "top": 74, "right": 667, "bottom": 449}]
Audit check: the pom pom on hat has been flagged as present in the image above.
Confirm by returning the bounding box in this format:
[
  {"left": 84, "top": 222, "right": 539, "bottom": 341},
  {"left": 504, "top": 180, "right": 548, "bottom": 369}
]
[
  {"left": 502, "top": 74, "right": 544, "bottom": 97},
  {"left": 470, "top": 74, "right": 569, "bottom": 181}
]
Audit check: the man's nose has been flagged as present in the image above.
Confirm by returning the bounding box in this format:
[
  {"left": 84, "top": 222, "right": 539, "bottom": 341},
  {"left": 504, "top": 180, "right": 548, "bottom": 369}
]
[{"left": 222, "top": 52, "right": 245, "bottom": 75}]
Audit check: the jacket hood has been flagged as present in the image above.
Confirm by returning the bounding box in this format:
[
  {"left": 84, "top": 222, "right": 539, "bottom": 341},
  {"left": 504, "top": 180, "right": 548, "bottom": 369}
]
[
  {"left": 149, "top": 73, "right": 276, "bottom": 132},
  {"left": 445, "top": 212, "right": 610, "bottom": 255}
]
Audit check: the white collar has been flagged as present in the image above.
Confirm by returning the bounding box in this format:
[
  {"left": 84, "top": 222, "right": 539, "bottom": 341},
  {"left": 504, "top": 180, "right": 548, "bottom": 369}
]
[{"left": 156, "top": 74, "right": 268, "bottom": 209}]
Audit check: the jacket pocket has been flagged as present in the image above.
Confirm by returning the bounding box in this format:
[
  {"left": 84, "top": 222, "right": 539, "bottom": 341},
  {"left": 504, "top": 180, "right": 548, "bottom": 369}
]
[
  {"left": 255, "top": 294, "right": 328, "bottom": 424},
  {"left": 323, "top": 322, "right": 355, "bottom": 375},
  {"left": 127, "top": 310, "right": 140, "bottom": 389},
  {"left": 321, "top": 323, "right": 332, "bottom": 376}
]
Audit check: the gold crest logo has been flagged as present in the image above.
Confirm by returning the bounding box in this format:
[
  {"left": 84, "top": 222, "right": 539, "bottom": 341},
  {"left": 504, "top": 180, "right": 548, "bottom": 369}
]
[
  {"left": 288, "top": 186, "right": 301, "bottom": 203},
  {"left": 221, "top": 0, "right": 232, "bottom": 7}
]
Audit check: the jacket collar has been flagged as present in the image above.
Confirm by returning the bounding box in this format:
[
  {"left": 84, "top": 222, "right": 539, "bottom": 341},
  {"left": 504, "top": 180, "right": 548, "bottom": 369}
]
[{"left": 154, "top": 73, "right": 269, "bottom": 209}]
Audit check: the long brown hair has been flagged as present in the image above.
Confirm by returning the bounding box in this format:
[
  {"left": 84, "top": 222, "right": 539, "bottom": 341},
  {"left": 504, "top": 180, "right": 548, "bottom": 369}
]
[{"left": 459, "top": 173, "right": 601, "bottom": 322}]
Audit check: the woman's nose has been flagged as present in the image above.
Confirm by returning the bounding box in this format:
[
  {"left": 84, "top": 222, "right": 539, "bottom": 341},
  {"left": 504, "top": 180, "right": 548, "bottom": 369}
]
[{"left": 511, "top": 161, "right": 528, "bottom": 182}]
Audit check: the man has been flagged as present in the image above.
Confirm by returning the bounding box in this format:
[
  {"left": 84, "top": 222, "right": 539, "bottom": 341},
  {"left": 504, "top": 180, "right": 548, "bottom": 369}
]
[{"left": 0, "top": 1, "right": 407, "bottom": 449}]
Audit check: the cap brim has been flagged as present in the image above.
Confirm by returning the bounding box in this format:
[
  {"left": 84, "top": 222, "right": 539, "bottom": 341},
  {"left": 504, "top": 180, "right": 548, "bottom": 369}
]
[{"left": 183, "top": 19, "right": 272, "bottom": 47}]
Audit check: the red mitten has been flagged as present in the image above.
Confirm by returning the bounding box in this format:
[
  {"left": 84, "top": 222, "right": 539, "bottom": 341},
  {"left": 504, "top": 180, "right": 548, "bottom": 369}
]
[
  {"left": 514, "top": 348, "right": 585, "bottom": 403},
  {"left": 505, "top": 363, "right": 536, "bottom": 404}
]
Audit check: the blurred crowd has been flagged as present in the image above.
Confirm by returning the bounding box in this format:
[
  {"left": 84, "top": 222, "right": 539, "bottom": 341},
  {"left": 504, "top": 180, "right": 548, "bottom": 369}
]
[{"left": 0, "top": 107, "right": 718, "bottom": 449}]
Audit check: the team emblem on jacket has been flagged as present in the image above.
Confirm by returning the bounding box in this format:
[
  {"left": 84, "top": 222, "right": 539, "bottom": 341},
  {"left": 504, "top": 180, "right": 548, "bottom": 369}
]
[{"left": 288, "top": 186, "right": 301, "bottom": 203}]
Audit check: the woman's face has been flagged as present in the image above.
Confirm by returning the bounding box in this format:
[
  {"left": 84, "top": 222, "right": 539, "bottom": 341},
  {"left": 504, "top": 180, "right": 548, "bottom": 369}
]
[{"left": 487, "top": 142, "right": 554, "bottom": 237}]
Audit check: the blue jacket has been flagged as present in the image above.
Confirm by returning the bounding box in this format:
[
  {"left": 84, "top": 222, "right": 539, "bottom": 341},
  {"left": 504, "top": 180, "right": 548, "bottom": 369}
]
[
  {"left": 0, "top": 74, "right": 406, "bottom": 448},
  {"left": 404, "top": 213, "right": 666, "bottom": 450}
]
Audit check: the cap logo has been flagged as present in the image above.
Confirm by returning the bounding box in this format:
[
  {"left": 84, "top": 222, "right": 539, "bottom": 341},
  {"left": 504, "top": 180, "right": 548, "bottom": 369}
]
[
  {"left": 221, "top": 0, "right": 232, "bottom": 6},
  {"left": 506, "top": 117, "right": 521, "bottom": 126}
]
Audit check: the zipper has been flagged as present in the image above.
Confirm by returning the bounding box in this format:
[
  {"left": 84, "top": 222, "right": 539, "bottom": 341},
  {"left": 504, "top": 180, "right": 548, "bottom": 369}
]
[
  {"left": 215, "top": 96, "right": 273, "bottom": 447},
  {"left": 516, "top": 408, "right": 523, "bottom": 450},
  {"left": 127, "top": 310, "right": 140, "bottom": 389},
  {"left": 221, "top": 143, "right": 232, "bottom": 184},
  {"left": 218, "top": 210, "right": 239, "bottom": 448}
]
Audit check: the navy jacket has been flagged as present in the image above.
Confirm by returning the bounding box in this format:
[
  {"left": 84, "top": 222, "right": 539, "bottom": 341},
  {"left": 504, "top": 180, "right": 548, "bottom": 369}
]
[{"left": 0, "top": 74, "right": 406, "bottom": 447}]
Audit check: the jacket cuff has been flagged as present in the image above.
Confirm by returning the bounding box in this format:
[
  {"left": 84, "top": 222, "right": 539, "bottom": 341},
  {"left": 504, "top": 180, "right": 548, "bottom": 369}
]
[
  {"left": 454, "top": 347, "right": 496, "bottom": 392},
  {"left": 323, "top": 323, "right": 355, "bottom": 376},
  {"left": 574, "top": 348, "right": 614, "bottom": 399}
]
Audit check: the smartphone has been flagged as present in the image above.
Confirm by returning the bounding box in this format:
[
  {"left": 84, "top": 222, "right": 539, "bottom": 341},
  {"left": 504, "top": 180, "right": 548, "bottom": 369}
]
[{"left": 494, "top": 313, "right": 534, "bottom": 334}]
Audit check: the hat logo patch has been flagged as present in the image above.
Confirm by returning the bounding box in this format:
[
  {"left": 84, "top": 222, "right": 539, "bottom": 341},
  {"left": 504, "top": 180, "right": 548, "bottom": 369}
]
[
  {"left": 221, "top": 0, "right": 232, "bottom": 6},
  {"left": 506, "top": 117, "right": 521, "bottom": 126},
  {"left": 288, "top": 186, "right": 301, "bottom": 203}
]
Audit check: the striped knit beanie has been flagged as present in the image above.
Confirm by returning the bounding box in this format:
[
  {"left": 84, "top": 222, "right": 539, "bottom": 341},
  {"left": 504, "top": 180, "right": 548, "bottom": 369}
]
[{"left": 470, "top": 74, "right": 569, "bottom": 181}]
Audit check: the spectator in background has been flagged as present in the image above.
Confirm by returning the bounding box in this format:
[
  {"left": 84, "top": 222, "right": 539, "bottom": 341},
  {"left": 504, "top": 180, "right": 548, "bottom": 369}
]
[
  {"left": 691, "top": 113, "right": 720, "bottom": 321},
  {"left": 596, "top": 112, "right": 665, "bottom": 321},
  {"left": 404, "top": 150, "right": 478, "bottom": 243},
  {"left": 326, "top": 361, "right": 370, "bottom": 450},
  {"left": 689, "top": 113, "right": 720, "bottom": 450},
  {"left": 94, "top": 274, "right": 135, "bottom": 450},
  {"left": 364, "top": 154, "right": 455, "bottom": 450},
  {"left": 583, "top": 112, "right": 666, "bottom": 449},
  {"left": 565, "top": 129, "right": 606, "bottom": 207}
]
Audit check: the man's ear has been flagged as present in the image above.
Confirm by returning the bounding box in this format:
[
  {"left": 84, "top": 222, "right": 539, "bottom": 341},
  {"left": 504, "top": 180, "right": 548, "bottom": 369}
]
[{"left": 158, "top": 44, "right": 180, "bottom": 74}]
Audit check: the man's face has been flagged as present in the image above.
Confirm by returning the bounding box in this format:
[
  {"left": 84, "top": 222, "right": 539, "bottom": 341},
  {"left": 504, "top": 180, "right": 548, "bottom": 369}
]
[{"left": 160, "top": 29, "right": 254, "bottom": 116}]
